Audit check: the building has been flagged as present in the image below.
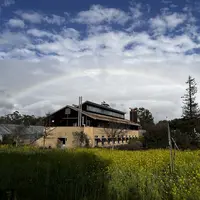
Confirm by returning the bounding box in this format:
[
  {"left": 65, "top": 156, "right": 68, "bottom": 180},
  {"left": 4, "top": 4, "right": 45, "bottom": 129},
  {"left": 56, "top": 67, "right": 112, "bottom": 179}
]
[{"left": 35, "top": 99, "right": 143, "bottom": 148}]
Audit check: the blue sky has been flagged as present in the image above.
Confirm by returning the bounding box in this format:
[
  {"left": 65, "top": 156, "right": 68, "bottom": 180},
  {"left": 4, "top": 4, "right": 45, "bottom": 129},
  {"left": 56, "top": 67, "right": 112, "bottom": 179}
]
[{"left": 1, "top": 0, "right": 200, "bottom": 120}]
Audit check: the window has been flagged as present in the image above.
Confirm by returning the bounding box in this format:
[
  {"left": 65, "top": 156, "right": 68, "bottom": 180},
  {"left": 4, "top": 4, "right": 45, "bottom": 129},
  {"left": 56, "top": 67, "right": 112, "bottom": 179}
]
[
  {"left": 87, "top": 105, "right": 124, "bottom": 118},
  {"left": 86, "top": 120, "right": 91, "bottom": 126}
]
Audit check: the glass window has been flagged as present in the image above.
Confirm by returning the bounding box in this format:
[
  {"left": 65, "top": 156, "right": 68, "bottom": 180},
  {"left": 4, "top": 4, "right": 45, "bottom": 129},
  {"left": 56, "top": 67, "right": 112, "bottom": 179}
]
[{"left": 87, "top": 105, "right": 124, "bottom": 118}]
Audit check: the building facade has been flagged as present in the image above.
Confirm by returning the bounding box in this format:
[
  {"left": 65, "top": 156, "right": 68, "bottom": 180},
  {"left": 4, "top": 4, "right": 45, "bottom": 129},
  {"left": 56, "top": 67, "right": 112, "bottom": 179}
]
[{"left": 35, "top": 100, "right": 142, "bottom": 148}]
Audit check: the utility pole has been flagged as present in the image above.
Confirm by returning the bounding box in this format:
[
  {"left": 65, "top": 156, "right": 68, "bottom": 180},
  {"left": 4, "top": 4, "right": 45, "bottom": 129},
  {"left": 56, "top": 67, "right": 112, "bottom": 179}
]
[
  {"left": 167, "top": 117, "right": 173, "bottom": 173},
  {"left": 78, "top": 96, "right": 82, "bottom": 127},
  {"left": 80, "top": 96, "right": 82, "bottom": 126}
]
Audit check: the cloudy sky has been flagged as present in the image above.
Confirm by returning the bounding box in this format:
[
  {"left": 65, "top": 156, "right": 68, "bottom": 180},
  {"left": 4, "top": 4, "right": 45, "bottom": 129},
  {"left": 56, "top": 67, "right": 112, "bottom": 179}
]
[{"left": 0, "top": 0, "right": 200, "bottom": 121}]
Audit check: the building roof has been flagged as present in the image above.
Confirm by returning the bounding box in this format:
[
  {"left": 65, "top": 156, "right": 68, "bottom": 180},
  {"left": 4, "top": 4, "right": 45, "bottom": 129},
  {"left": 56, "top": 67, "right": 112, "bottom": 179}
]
[
  {"left": 47, "top": 101, "right": 139, "bottom": 127},
  {"left": 83, "top": 101, "right": 126, "bottom": 114},
  {"left": 67, "top": 105, "right": 140, "bottom": 126},
  {"left": 48, "top": 100, "right": 126, "bottom": 117},
  {"left": 0, "top": 124, "right": 44, "bottom": 135},
  {"left": 84, "top": 112, "right": 140, "bottom": 126}
]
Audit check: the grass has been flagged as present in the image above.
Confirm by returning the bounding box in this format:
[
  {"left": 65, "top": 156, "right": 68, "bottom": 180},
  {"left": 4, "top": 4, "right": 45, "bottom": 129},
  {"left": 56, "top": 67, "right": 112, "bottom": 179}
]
[{"left": 0, "top": 146, "right": 200, "bottom": 200}]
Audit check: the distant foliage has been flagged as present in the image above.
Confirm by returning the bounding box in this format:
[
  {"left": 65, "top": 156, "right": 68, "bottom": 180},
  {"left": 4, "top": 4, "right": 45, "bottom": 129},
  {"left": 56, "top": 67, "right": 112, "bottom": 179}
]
[
  {"left": 170, "top": 118, "right": 200, "bottom": 149},
  {"left": 0, "top": 111, "right": 45, "bottom": 126},
  {"left": 143, "top": 120, "right": 169, "bottom": 149}
]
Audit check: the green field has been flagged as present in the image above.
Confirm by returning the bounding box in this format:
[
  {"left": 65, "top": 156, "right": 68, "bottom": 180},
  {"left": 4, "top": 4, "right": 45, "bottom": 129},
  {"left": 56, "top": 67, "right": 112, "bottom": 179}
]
[{"left": 0, "top": 146, "right": 200, "bottom": 200}]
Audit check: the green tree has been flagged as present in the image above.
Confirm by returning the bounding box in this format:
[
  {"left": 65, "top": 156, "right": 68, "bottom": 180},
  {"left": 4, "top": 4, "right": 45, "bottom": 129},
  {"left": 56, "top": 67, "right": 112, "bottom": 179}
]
[
  {"left": 136, "top": 107, "right": 154, "bottom": 128},
  {"left": 143, "top": 120, "right": 168, "bottom": 149},
  {"left": 182, "top": 76, "right": 199, "bottom": 119},
  {"left": 170, "top": 118, "right": 200, "bottom": 149},
  {"left": 0, "top": 111, "right": 45, "bottom": 126}
]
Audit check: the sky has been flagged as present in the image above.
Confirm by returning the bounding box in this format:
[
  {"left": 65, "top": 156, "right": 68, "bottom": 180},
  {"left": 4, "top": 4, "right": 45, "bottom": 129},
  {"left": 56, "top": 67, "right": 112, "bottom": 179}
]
[{"left": 0, "top": 0, "right": 200, "bottom": 121}]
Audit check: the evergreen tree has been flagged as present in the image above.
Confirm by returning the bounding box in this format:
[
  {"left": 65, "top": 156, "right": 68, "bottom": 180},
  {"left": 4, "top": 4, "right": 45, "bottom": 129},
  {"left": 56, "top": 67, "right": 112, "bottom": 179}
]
[
  {"left": 182, "top": 76, "right": 199, "bottom": 119},
  {"left": 136, "top": 107, "right": 154, "bottom": 127}
]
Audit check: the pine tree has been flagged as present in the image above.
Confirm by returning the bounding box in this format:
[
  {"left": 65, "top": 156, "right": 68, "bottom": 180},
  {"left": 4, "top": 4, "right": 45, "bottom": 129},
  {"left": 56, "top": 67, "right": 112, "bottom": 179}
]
[{"left": 182, "top": 76, "right": 199, "bottom": 119}]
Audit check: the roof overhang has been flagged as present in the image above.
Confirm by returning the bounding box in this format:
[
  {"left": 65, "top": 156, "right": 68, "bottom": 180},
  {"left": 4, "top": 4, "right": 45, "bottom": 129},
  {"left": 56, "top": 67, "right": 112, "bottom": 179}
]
[
  {"left": 47, "top": 104, "right": 140, "bottom": 127},
  {"left": 82, "top": 112, "right": 140, "bottom": 126}
]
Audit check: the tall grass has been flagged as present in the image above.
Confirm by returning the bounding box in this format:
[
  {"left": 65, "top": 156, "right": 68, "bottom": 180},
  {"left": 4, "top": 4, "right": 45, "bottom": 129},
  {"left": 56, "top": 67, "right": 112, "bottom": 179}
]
[{"left": 0, "top": 147, "right": 200, "bottom": 200}]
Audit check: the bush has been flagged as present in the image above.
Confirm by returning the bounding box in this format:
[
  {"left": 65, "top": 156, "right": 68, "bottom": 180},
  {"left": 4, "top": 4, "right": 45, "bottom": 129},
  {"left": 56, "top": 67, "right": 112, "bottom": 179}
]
[{"left": 116, "top": 142, "right": 143, "bottom": 151}]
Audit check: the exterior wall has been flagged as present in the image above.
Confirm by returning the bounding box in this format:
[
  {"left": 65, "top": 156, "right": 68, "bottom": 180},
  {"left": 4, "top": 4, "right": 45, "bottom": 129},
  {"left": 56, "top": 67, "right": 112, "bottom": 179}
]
[
  {"left": 84, "top": 126, "right": 94, "bottom": 147},
  {"left": 92, "top": 128, "right": 140, "bottom": 137},
  {"left": 35, "top": 127, "right": 83, "bottom": 148},
  {"left": 91, "top": 128, "right": 140, "bottom": 147},
  {"left": 34, "top": 126, "right": 142, "bottom": 148}
]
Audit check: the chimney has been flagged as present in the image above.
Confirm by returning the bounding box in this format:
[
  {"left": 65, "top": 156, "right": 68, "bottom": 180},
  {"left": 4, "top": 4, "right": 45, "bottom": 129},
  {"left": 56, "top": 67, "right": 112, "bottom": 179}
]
[{"left": 129, "top": 108, "right": 138, "bottom": 123}]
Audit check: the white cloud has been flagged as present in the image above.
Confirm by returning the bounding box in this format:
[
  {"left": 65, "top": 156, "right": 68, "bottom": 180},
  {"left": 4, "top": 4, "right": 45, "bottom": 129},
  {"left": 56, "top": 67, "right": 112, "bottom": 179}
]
[
  {"left": 16, "top": 11, "right": 42, "bottom": 23},
  {"left": 164, "top": 13, "right": 186, "bottom": 28},
  {"left": 7, "top": 49, "right": 36, "bottom": 59},
  {"left": 170, "top": 4, "right": 178, "bottom": 8},
  {"left": 27, "top": 29, "right": 53, "bottom": 38},
  {"left": 149, "top": 13, "right": 187, "bottom": 34},
  {"left": 129, "top": 1, "right": 144, "bottom": 18},
  {"left": 15, "top": 11, "right": 66, "bottom": 25},
  {"left": 0, "top": 31, "right": 30, "bottom": 49},
  {"left": 149, "top": 16, "right": 166, "bottom": 34},
  {"left": 64, "top": 27, "right": 79, "bottom": 37},
  {"left": 7, "top": 19, "right": 25, "bottom": 28},
  {"left": 162, "top": 0, "right": 172, "bottom": 4},
  {"left": 73, "top": 5, "right": 130, "bottom": 25},
  {"left": 44, "top": 14, "right": 65, "bottom": 25},
  {"left": 129, "top": 6, "right": 142, "bottom": 19},
  {"left": 2, "top": 0, "right": 15, "bottom": 7},
  {"left": 125, "top": 2, "right": 145, "bottom": 32}
]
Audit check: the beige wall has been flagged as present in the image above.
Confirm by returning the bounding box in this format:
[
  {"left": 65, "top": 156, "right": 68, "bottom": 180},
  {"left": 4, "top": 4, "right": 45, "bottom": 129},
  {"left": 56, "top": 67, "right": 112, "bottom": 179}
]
[
  {"left": 92, "top": 128, "right": 140, "bottom": 137},
  {"left": 35, "top": 127, "right": 83, "bottom": 148},
  {"left": 34, "top": 126, "right": 141, "bottom": 148},
  {"left": 84, "top": 127, "right": 94, "bottom": 147},
  {"left": 91, "top": 128, "right": 140, "bottom": 147}
]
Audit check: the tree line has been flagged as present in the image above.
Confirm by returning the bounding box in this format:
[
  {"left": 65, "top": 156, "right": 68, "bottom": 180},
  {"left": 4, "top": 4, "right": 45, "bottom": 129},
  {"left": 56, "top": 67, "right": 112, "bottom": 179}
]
[{"left": 0, "top": 111, "right": 45, "bottom": 126}]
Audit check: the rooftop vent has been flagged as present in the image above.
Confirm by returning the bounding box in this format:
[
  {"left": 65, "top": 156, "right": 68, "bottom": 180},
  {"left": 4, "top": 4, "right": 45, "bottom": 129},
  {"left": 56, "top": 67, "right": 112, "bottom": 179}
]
[{"left": 101, "top": 101, "right": 110, "bottom": 107}]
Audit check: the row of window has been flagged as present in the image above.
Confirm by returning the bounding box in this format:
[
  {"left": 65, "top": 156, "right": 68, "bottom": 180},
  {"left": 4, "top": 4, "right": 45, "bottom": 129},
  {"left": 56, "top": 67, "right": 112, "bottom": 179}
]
[
  {"left": 87, "top": 105, "right": 124, "bottom": 119},
  {"left": 94, "top": 135, "right": 135, "bottom": 145}
]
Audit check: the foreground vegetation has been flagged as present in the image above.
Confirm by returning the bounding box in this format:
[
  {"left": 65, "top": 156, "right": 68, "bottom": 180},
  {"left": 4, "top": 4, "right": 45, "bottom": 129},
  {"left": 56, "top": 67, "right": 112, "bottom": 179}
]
[{"left": 0, "top": 147, "right": 200, "bottom": 200}]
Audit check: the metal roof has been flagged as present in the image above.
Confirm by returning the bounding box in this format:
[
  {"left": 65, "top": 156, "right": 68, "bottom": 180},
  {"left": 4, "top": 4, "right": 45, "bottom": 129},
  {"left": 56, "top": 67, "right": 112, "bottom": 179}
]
[
  {"left": 83, "top": 101, "right": 126, "bottom": 114},
  {"left": 47, "top": 104, "right": 140, "bottom": 126},
  {"left": 0, "top": 124, "right": 44, "bottom": 135},
  {"left": 67, "top": 106, "right": 140, "bottom": 126},
  {"left": 84, "top": 112, "right": 140, "bottom": 126},
  {"left": 48, "top": 100, "right": 126, "bottom": 117}
]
